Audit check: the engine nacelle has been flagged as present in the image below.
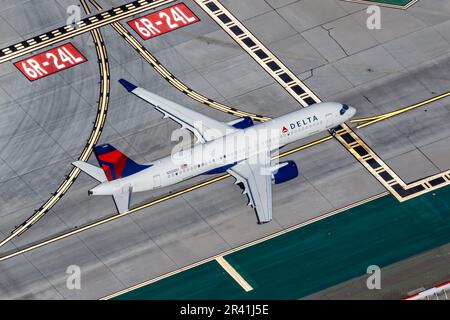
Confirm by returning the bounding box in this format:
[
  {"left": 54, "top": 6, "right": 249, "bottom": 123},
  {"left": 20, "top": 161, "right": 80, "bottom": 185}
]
[
  {"left": 271, "top": 161, "right": 299, "bottom": 184},
  {"left": 228, "top": 116, "right": 254, "bottom": 129}
]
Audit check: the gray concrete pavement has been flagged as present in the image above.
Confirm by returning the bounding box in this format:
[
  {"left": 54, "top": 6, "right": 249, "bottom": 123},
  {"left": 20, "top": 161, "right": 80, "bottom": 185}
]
[{"left": 0, "top": 0, "right": 449, "bottom": 299}]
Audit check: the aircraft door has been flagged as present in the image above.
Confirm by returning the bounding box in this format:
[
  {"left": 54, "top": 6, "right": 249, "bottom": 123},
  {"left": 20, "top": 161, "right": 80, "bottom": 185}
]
[{"left": 153, "top": 174, "right": 161, "bottom": 188}]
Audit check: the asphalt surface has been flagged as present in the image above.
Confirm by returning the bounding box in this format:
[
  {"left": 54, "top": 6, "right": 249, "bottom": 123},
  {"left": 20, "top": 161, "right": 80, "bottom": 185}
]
[{"left": 0, "top": 0, "right": 449, "bottom": 299}]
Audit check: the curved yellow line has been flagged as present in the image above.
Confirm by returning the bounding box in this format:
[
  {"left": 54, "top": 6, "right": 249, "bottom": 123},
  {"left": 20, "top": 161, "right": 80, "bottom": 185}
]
[
  {"left": 88, "top": 0, "right": 271, "bottom": 122},
  {"left": 0, "top": 0, "right": 111, "bottom": 246}
]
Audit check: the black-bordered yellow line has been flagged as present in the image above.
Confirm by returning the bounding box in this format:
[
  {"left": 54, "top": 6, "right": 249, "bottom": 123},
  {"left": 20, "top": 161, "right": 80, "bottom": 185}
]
[
  {"left": 87, "top": 0, "right": 269, "bottom": 122},
  {"left": 342, "top": 0, "right": 419, "bottom": 10},
  {"left": 0, "top": 0, "right": 111, "bottom": 246},
  {"left": 0, "top": 0, "right": 389, "bottom": 248},
  {"left": 0, "top": 0, "right": 176, "bottom": 64},
  {"left": 194, "top": 0, "right": 450, "bottom": 202}
]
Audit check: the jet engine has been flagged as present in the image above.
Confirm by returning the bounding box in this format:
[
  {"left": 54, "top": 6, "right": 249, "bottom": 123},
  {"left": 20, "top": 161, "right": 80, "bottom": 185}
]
[{"left": 271, "top": 161, "right": 299, "bottom": 184}]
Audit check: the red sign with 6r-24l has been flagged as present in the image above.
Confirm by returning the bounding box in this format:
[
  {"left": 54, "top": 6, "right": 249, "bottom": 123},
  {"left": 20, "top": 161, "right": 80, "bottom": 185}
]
[
  {"left": 128, "top": 3, "right": 200, "bottom": 40},
  {"left": 14, "top": 43, "right": 87, "bottom": 81}
]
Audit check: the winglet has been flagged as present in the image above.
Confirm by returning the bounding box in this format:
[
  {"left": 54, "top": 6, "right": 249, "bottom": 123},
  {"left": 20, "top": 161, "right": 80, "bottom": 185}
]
[{"left": 118, "top": 78, "right": 138, "bottom": 92}]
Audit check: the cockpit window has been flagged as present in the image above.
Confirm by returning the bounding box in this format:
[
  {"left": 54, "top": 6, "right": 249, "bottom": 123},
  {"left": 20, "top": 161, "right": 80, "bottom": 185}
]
[{"left": 340, "top": 104, "right": 349, "bottom": 115}]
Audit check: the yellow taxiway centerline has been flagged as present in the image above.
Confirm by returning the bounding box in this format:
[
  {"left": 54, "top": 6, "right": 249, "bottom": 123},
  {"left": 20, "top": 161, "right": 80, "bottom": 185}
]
[{"left": 351, "top": 90, "right": 450, "bottom": 128}]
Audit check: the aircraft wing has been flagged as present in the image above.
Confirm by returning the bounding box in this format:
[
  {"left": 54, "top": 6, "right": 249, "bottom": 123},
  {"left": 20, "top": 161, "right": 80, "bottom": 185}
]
[
  {"left": 119, "top": 79, "right": 234, "bottom": 143},
  {"left": 227, "top": 150, "right": 272, "bottom": 223}
]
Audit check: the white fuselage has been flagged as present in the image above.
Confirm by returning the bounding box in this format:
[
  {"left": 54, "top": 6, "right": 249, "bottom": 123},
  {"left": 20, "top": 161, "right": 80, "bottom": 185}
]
[{"left": 90, "top": 102, "right": 355, "bottom": 196}]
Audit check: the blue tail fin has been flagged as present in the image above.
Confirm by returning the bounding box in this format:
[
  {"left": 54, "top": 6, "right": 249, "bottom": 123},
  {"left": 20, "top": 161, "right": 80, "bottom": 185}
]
[{"left": 94, "top": 144, "right": 150, "bottom": 181}]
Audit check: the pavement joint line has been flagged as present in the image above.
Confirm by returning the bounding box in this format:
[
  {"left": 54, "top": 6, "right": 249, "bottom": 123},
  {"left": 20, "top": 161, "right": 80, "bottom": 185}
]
[
  {"left": 194, "top": 0, "right": 450, "bottom": 202},
  {"left": 215, "top": 256, "right": 253, "bottom": 292}
]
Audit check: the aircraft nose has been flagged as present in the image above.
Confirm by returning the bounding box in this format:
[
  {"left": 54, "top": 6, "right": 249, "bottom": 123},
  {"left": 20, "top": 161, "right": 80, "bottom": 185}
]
[
  {"left": 348, "top": 106, "right": 356, "bottom": 118},
  {"left": 340, "top": 104, "right": 356, "bottom": 118}
]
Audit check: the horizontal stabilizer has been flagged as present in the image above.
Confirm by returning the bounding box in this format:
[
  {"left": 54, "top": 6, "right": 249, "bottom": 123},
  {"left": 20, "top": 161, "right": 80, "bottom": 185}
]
[
  {"left": 72, "top": 161, "right": 107, "bottom": 182},
  {"left": 112, "top": 186, "right": 132, "bottom": 213}
]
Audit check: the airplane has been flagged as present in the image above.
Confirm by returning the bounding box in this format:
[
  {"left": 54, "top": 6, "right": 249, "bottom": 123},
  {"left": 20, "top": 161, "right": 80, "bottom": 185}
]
[{"left": 73, "top": 79, "right": 356, "bottom": 224}]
